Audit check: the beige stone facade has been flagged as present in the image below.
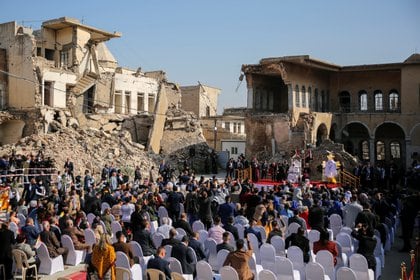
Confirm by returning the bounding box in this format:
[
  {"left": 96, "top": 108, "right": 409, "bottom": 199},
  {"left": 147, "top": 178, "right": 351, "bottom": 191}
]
[
  {"left": 0, "top": 17, "right": 185, "bottom": 153},
  {"left": 180, "top": 83, "right": 220, "bottom": 118},
  {"left": 242, "top": 54, "right": 420, "bottom": 168}
]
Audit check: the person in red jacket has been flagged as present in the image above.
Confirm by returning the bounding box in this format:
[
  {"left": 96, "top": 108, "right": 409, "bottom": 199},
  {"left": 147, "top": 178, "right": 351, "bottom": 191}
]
[{"left": 313, "top": 229, "right": 338, "bottom": 265}]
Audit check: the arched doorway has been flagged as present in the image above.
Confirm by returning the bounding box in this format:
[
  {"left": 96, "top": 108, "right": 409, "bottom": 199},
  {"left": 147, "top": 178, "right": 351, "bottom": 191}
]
[
  {"left": 341, "top": 122, "right": 370, "bottom": 161},
  {"left": 316, "top": 123, "right": 328, "bottom": 146},
  {"left": 375, "top": 122, "right": 405, "bottom": 167},
  {"left": 0, "top": 120, "right": 25, "bottom": 145}
]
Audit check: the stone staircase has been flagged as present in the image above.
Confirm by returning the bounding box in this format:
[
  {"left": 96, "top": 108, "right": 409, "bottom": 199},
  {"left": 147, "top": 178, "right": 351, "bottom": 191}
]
[{"left": 72, "top": 75, "right": 96, "bottom": 96}]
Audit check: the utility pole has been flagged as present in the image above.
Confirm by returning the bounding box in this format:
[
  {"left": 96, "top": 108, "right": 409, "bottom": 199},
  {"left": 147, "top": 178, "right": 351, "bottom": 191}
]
[{"left": 213, "top": 118, "right": 217, "bottom": 151}]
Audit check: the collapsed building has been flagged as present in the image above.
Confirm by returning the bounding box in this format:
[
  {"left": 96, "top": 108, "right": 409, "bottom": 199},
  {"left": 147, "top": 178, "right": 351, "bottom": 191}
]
[
  {"left": 241, "top": 54, "right": 420, "bottom": 171},
  {"left": 0, "top": 17, "right": 208, "bottom": 174}
]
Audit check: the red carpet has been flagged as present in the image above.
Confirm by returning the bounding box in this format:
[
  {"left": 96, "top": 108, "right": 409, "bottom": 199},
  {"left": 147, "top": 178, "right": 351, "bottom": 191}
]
[
  {"left": 61, "top": 271, "right": 86, "bottom": 280},
  {"left": 253, "top": 179, "right": 341, "bottom": 189}
]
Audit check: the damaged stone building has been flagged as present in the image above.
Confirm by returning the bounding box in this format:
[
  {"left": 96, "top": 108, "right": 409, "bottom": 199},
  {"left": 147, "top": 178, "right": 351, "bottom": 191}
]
[
  {"left": 0, "top": 17, "right": 195, "bottom": 155},
  {"left": 242, "top": 54, "right": 420, "bottom": 168}
]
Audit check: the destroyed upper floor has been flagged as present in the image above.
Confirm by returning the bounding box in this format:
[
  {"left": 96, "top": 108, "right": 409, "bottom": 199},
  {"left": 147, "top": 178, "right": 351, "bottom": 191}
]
[{"left": 241, "top": 54, "right": 420, "bottom": 116}]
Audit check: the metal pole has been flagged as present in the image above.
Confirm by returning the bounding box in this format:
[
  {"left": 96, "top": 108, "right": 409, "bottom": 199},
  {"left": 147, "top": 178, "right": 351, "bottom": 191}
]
[{"left": 213, "top": 119, "right": 217, "bottom": 151}]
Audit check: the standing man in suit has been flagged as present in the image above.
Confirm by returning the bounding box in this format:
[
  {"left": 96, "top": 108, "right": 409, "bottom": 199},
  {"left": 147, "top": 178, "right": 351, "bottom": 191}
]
[
  {"left": 171, "top": 236, "right": 195, "bottom": 275},
  {"left": 113, "top": 231, "right": 135, "bottom": 267},
  {"left": 166, "top": 186, "right": 184, "bottom": 223},
  {"left": 22, "top": 178, "right": 37, "bottom": 205},
  {"left": 147, "top": 246, "right": 172, "bottom": 280},
  {"left": 0, "top": 222, "right": 15, "bottom": 280}
]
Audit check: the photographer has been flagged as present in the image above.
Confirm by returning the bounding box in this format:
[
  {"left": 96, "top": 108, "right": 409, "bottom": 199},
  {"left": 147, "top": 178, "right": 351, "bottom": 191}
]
[{"left": 351, "top": 222, "right": 377, "bottom": 272}]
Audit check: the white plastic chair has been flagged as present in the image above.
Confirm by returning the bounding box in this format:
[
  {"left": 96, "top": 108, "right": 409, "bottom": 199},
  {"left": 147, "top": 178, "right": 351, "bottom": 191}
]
[
  {"left": 36, "top": 242, "right": 64, "bottom": 275},
  {"left": 215, "top": 249, "right": 230, "bottom": 272},
  {"left": 270, "top": 235, "right": 286, "bottom": 256},
  {"left": 164, "top": 245, "right": 172, "bottom": 261},
  {"left": 196, "top": 260, "right": 219, "bottom": 280},
  {"left": 130, "top": 241, "right": 153, "bottom": 271},
  {"left": 308, "top": 229, "right": 320, "bottom": 251},
  {"left": 316, "top": 250, "right": 335, "bottom": 280},
  {"left": 258, "top": 269, "right": 277, "bottom": 280},
  {"left": 116, "top": 251, "right": 142, "bottom": 280},
  {"left": 111, "top": 221, "right": 122, "bottom": 235},
  {"left": 116, "top": 267, "right": 131, "bottom": 280},
  {"left": 305, "top": 261, "right": 331, "bottom": 280},
  {"left": 61, "top": 234, "right": 86, "bottom": 266},
  {"left": 274, "top": 256, "right": 300, "bottom": 280},
  {"left": 381, "top": 223, "right": 392, "bottom": 252},
  {"left": 169, "top": 257, "right": 193, "bottom": 280},
  {"left": 234, "top": 223, "right": 245, "bottom": 240},
  {"left": 255, "top": 225, "right": 267, "bottom": 243},
  {"left": 374, "top": 235, "right": 384, "bottom": 268},
  {"left": 17, "top": 213, "right": 26, "bottom": 229},
  {"left": 329, "top": 214, "right": 343, "bottom": 239},
  {"left": 349, "top": 253, "right": 374, "bottom": 280},
  {"left": 152, "top": 232, "right": 165, "bottom": 248},
  {"left": 192, "top": 220, "right": 205, "bottom": 232},
  {"left": 101, "top": 202, "right": 111, "bottom": 213},
  {"left": 336, "top": 232, "right": 354, "bottom": 258},
  {"left": 219, "top": 265, "right": 239, "bottom": 280},
  {"left": 260, "top": 243, "right": 276, "bottom": 271},
  {"left": 248, "top": 253, "right": 264, "bottom": 278},
  {"left": 158, "top": 206, "right": 169, "bottom": 225},
  {"left": 198, "top": 229, "right": 208, "bottom": 244},
  {"left": 12, "top": 249, "right": 38, "bottom": 280},
  {"left": 204, "top": 238, "right": 218, "bottom": 269},
  {"left": 176, "top": 228, "right": 187, "bottom": 240},
  {"left": 335, "top": 241, "right": 348, "bottom": 268},
  {"left": 87, "top": 213, "right": 96, "bottom": 225},
  {"left": 247, "top": 233, "right": 261, "bottom": 264},
  {"left": 8, "top": 222, "right": 18, "bottom": 238},
  {"left": 336, "top": 266, "right": 357, "bottom": 280},
  {"left": 287, "top": 222, "right": 301, "bottom": 237},
  {"left": 187, "top": 247, "right": 197, "bottom": 264},
  {"left": 227, "top": 231, "right": 236, "bottom": 250},
  {"left": 287, "top": 246, "right": 305, "bottom": 280},
  {"left": 340, "top": 227, "right": 353, "bottom": 236},
  {"left": 84, "top": 228, "right": 97, "bottom": 247}
]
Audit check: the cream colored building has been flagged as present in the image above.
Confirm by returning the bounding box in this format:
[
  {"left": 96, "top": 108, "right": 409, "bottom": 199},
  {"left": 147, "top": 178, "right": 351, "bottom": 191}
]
[
  {"left": 180, "top": 83, "right": 220, "bottom": 118},
  {"left": 0, "top": 17, "right": 180, "bottom": 150},
  {"left": 242, "top": 54, "right": 420, "bottom": 168}
]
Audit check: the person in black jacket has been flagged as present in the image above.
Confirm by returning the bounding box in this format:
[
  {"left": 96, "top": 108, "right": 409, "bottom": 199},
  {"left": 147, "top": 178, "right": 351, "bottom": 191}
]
[
  {"left": 173, "top": 213, "right": 194, "bottom": 237},
  {"left": 171, "top": 236, "right": 195, "bottom": 275},
  {"left": 216, "top": 232, "right": 235, "bottom": 252},
  {"left": 0, "top": 222, "right": 15, "bottom": 279},
  {"left": 188, "top": 232, "right": 206, "bottom": 261},
  {"left": 351, "top": 222, "right": 377, "bottom": 271},
  {"left": 285, "top": 227, "right": 310, "bottom": 263},
  {"left": 166, "top": 186, "right": 184, "bottom": 223},
  {"left": 147, "top": 246, "right": 172, "bottom": 280},
  {"left": 161, "top": 228, "right": 181, "bottom": 247},
  {"left": 133, "top": 219, "right": 156, "bottom": 257},
  {"left": 198, "top": 189, "right": 213, "bottom": 230},
  {"left": 223, "top": 216, "right": 239, "bottom": 241}
]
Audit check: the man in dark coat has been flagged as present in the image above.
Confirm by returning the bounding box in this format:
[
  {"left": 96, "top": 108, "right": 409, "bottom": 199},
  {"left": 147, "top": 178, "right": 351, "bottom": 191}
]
[
  {"left": 113, "top": 231, "right": 135, "bottom": 267},
  {"left": 223, "top": 216, "right": 239, "bottom": 241},
  {"left": 188, "top": 232, "right": 206, "bottom": 261},
  {"left": 161, "top": 228, "right": 181, "bottom": 247},
  {"left": 147, "top": 246, "right": 172, "bottom": 280},
  {"left": 0, "top": 222, "right": 15, "bottom": 279},
  {"left": 166, "top": 186, "right": 184, "bottom": 223},
  {"left": 172, "top": 213, "right": 194, "bottom": 237},
  {"left": 171, "top": 236, "right": 195, "bottom": 275},
  {"left": 216, "top": 232, "right": 235, "bottom": 252},
  {"left": 133, "top": 219, "right": 156, "bottom": 257},
  {"left": 308, "top": 199, "right": 325, "bottom": 232},
  {"left": 40, "top": 221, "right": 68, "bottom": 258}
]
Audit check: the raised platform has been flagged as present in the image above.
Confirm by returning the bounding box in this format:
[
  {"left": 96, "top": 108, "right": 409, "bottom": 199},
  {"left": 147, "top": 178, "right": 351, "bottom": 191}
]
[{"left": 253, "top": 178, "right": 341, "bottom": 189}]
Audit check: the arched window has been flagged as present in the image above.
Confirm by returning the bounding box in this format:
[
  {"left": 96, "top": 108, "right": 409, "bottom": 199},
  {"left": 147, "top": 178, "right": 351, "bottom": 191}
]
[
  {"left": 314, "top": 88, "right": 319, "bottom": 111},
  {"left": 301, "top": 86, "right": 306, "bottom": 108},
  {"left": 390, "top": 141, "right": 401, "bottom": 159},
  {"left": 339, "top": 91, "right": 351, "bottom": 112},
  {"left": 308, "top": 87, "right": 312, "bottom": 110},
  {"left": 295, "top": 85, "right": 300, "bottom": 107},
  {"left": 389, "top": 90, "right": 399, "bottom": 111},
  {"left": 361, "top": 140, "right": 370, "bottom": 160},
  {"left": 374, "top": 90, "right": 383, "bottom": 111},
  {"left": 376, "top": 141, "right": 385, "bottom": 161},
  {"left": 359, "top": 90, "right": 368, "bottom": 111}
]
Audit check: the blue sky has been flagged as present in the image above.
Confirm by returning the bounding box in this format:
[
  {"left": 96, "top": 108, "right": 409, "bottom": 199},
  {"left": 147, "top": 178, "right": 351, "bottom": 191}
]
[{"left": 1, "top": 1, "right": 419, "bottom": 113}]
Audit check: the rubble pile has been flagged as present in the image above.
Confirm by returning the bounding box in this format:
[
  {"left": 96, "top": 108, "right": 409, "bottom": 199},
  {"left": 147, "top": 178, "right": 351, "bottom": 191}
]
[
  {"left": 0, "top": 126, "right": 160, "bottom": 180},
  {"left": 165, "top": 142, "right": 213, "bottom": 174}
]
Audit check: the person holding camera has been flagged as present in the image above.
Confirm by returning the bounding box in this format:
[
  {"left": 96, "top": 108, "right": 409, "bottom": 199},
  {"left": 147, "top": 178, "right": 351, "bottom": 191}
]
[{"left": 351, "top": 222, "right": 377, "bottom": 272}]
